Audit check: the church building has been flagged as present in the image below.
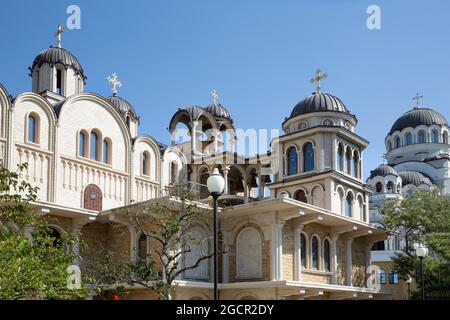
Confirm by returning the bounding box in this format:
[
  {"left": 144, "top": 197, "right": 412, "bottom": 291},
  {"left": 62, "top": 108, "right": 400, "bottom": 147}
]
[{"left": 0, "top": 31, "right": 396, "bottom": 300}]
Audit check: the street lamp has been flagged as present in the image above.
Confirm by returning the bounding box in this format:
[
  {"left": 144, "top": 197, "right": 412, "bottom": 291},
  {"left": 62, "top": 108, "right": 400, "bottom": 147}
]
[
  {"left": 207, "top": 168, "right": 225, "bottom": 301},
  {"left": 416, "top": 245, "right": 428, "bottom": 300}
]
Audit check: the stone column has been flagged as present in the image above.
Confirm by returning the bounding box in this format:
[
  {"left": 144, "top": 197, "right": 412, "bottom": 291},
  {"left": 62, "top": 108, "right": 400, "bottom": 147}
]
[
  {"left": 258, "top": 175, "right": 264, "bottom": 200},
  {"left": 243, "top": 177, "right": 248, "bottom": 204},
  {"left": 223, "top": 165, "right": 229, "bottom": 195},
  {"left": 71, "top": 224, "right": 84, "bottom": 266},
  {"left": 128, "top": 225, "right": 138, "bottom": 263},
  {"left": 270, "top": 221, "right": 284, "bottom": 281},
  {"left": 191, "top": 121, "right": 199, "bottom": 157},
  {"left": 331, "top": 234, "right": 339, "bottom": 285},
  {"left": 364, "top": 243, "right": 373, "bottom": 287},
  {"left": 345, "top": 237, "right": 354, "bottom": 286},
  {"left": 295, "top": 225, "right": 305, "bottom": 281},
  {"left": 221, "top": 231, "right": 231, "bottom": 283}
]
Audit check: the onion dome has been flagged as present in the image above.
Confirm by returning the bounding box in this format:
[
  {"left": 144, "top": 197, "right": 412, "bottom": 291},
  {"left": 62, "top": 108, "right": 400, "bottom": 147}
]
[
  {"left": 31, "top": 46, "right": 86, "bottom": 81},
  {"left": 105, "top": 95, "right": 138, "bottom": 121},
  {"left": 398, "top": 171, "right": 432, "bottom": 186},
  {"left": 205, "top": 103, "right": 233, "bottom": 123},
  {"left": 290, "top": 92, "right": 350, "bottom": 118},
  {"left": 389, "top": 108, "right": 448, "bottom": 134},
  {"left": 369, "top": 164, "right": 398, "bottom": 179}
]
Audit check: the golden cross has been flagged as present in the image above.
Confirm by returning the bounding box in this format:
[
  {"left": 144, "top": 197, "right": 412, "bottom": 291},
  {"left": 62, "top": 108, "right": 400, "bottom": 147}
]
[
  {"left": 210, "top": 89, "right": 219, "bottom": 106},
  {"left": 310, "top": 69, "right": 327, "bottom": 94},
  {"left": 413, "top": 92, "right": 423, "bottom": 108},
  {"left": 107, "top": 73, "right": 122, "bottom": 95},
  {"left": 54, "top": 25, "right": 64, "bottom": 48}
]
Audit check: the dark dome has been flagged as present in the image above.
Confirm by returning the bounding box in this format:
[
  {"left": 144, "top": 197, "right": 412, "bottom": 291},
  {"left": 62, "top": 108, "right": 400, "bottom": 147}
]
[
  {"left": 105, "top": 95, "right": 138, "bottom": 120},
  {"left": 399, "top": 171, "right": 432, "bottom": 186},
  {"left": 31, "top": 47, "right": 85, "bottom": 80},
  {"left": 205, "top": 103, "right": 233, "bottom": 123},
  {"left": 290, "top": 92, "right": 350, "bottom": 118},
  {"left": 369, "top": 164, "right": 398, "bottom": 179},
  {"left": 389, "top": 108, "right": 448, "bottom": 134}
]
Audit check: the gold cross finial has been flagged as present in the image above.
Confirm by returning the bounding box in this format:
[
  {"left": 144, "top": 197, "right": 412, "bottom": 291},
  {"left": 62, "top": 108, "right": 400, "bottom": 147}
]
[
  {"left": 210, "top": 89, "right": 219, "bottom": 106},
  {"left": 107, "top": 73, "right": 122, "bottom": 96},
  {"left": 310, "top": 69, "right": 327, "bottom": 94},
  {"left": 413, "top": 92, "right": 423, "bottom": 109},
  {"left": 54, "top": 25, "right": 64, "bottom": 48}
]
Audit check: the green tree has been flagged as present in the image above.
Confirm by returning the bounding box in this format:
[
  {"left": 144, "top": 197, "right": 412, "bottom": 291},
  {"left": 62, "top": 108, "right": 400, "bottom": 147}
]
[
  {"left": 0, "top": 164, "right": 88, "bottom": 299},
  {"left": 87, "top": 185, "right": 215, "bottom": 300},
  {"left": 382, "top": 188, "right": 450, "bottom": 299}
]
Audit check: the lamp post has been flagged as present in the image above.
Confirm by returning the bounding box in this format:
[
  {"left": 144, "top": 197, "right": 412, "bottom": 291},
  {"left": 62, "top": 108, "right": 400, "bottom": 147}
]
[
  {"left": 206, "top": 168, "right": 225, "bottom": 301},
  {"left": 416, "top": 246, "right": 428, "bottom": 300}
]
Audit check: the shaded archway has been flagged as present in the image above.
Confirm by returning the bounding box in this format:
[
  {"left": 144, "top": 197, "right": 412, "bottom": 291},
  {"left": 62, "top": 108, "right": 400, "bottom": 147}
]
[{"left": 294, "top": 189, "right": 307, "bottom": 203}]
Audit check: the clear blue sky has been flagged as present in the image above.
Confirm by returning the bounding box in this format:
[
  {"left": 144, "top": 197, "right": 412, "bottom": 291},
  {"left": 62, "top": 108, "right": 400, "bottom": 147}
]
[{"left": 1, "top": 0, "right": 450, "bottom": 179}]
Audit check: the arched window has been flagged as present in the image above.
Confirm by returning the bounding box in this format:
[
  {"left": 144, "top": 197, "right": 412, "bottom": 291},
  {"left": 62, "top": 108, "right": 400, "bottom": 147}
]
[
  {"left": 345, "top": 148, "right": 351, "bottom": 174},
  {"left": 443, "top": 131, "right": 449, "bottom": 144},
  {"left": 28, "top": 114, "right": 38, "bottom": 143},
  {"left": 126, "top": 115, "right": 131, "bottom": 128},
  {"left": 287, "top": 147, "right": 298, "bottom": 176},
  {"left": 137, "top": 233, "right": 147, "bottom": 262},
  {"left": 300, "top": 233, "right": 307, "bottom": 268},
  {"left": 405, "top": 133, "right": 413, "bottom": 145},
  {"left": 418, "top": 130, "right": 426, "bottom": 144},
  {"left": 395, "top": 136, "right": 401, "bottom": 148},
  {"left": 311, "top": 236, "right": 319, "bottom": 270},
  {"left": 389, "top": 271, "right": 399, "bottom": 284},
  {"left": 323, "top": 239, "right": 331, "bottom": 272},
  {"left": 79, "top": 131, "right": 88, "bottom": 157},
  {"left": 141, "top": 151, "right": 150, "bottom": 176},
  {"left": 387, "top": 181, "right": 394, "bottom": 193},
  {"left": 431, "top": 130, "right": 438, "bottom": 143},
  {"left": 303, "top": 142, "right": 314, "bottom": 172},
  {"left": 376, "top": 182, "right": 382, "bottom": 193},
  {"left": 379, "top": 268, "right": 387, "bottom": 284},
  {"left": 337, "top": 144, "right": 344, "bottom": 171},
  {"left": 47, "top": 227, "right": 62, "bottom": 247},
  {"left": 388, "top": 141, "right": 392, "bottom": 152},
  {"left": 90, "top": 131, "right": 99, "bottom": 160},
  {"left": 294, "top": 189, "right": 307, "bottom": 203},
  {"left": 102, "top": 139, "right": 111, "bottom": 164},
  {"left": 344, "top": 193, "right": 353, "bottom": 217}
]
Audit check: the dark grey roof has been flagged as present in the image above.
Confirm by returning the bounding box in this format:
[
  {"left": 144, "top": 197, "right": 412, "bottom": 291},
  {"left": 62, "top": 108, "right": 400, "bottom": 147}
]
[
  {"left": 389, "top": 108, "right": 448, "bottom": 134},
  {"left": 31, "top": 47, "right": 86, "bottom": 81},
  {"left": 289, "top": 92, "right": 350, "bottom": 118},
  {"left": 369, "top": 164, "right": 398, "bottom": 179},
  {"left": 105, "top": 95, "right": 139, "bottom": 120},
  {"left": 398, "top": 171, "right": 432, "bottom": 186},
  {"left": 204, "top": 103, "right": 233, "bottom": 123}
]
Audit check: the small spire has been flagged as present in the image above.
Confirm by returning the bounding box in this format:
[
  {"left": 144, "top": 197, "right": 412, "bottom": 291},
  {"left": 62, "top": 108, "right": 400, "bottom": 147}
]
[
  {"left": 310, "top": 69, "right": 327, "bottom": 94},
  {"left": 381, "top": 153, "right": 387, "bottom": 165},
  {"left": 54, "top": 24, "right": 64, "bottom": 48},
  {"left": 412, "top": 92, "right": 423, "bottom": 109},
  {"left": 210, "top": 89, "right": 219, "bottom": 106},
  {"left": 107, "top": 73, "right": 122, "bottom": 96}
]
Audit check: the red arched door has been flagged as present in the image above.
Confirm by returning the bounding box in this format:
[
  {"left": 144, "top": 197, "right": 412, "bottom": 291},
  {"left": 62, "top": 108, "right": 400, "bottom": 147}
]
[{"left": 84, "top": 184, "right": 102, "bottom": 211}]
